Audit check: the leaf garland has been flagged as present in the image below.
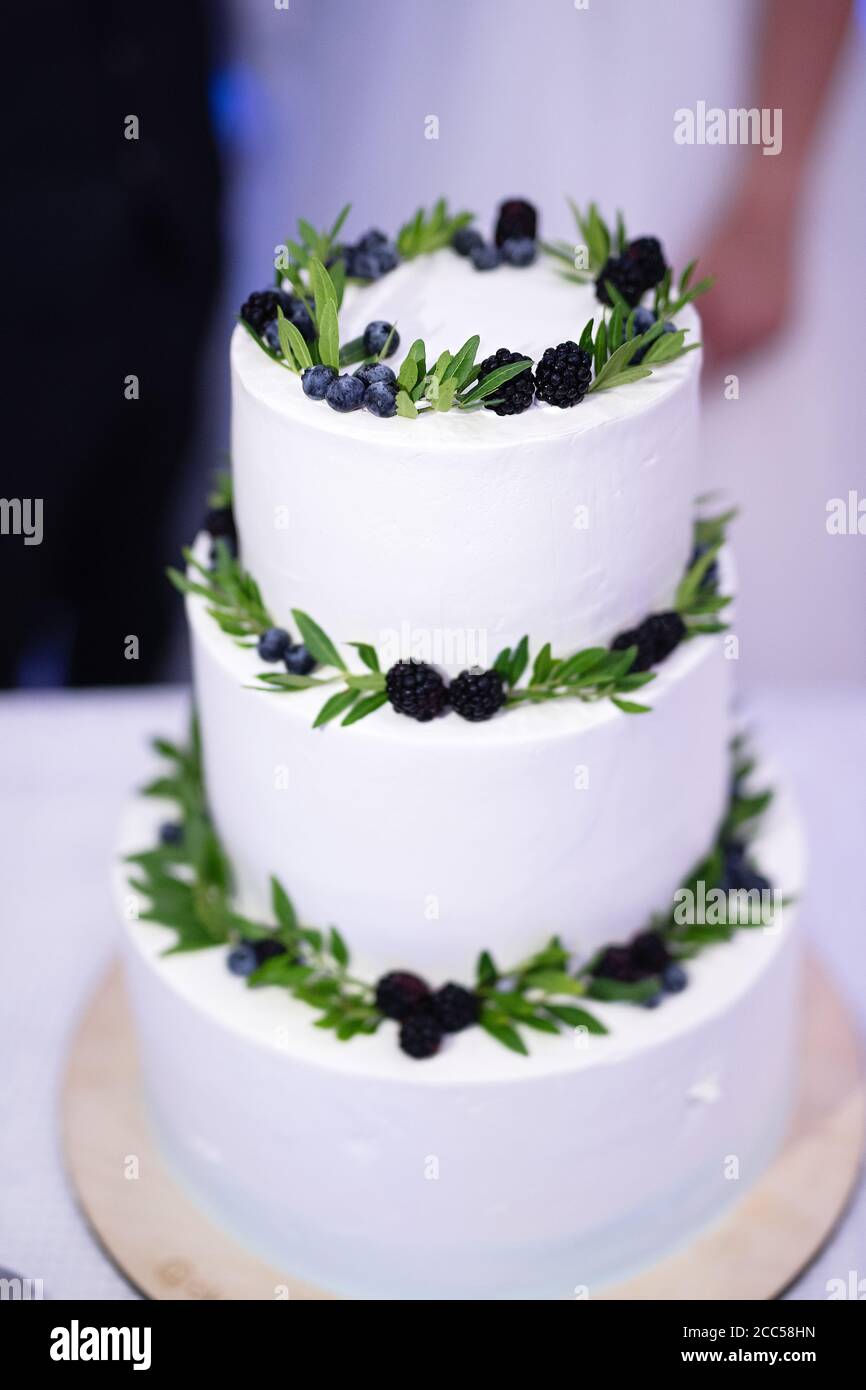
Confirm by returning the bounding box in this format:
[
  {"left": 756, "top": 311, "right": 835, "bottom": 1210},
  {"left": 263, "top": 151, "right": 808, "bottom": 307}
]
[
  {"left": 396, "top": 198, "right": 474, "bottom": 259},
  {"left": 168, "top": 541, "right": 273, "bottom": 646},
  {"left": 130, "top": 729, "right": 776, "bottom": 1056},
  {"left": 391, "top": 334, "right": 532, "bottom": 418},
  {"left": 188, "top": 508, "right": 735, "bottom": 725}
]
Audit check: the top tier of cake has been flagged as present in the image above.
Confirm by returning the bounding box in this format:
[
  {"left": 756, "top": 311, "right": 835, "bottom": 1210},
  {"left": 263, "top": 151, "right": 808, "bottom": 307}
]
[{"left": 231, "top": 250, "right": 701, "bottom": 671}]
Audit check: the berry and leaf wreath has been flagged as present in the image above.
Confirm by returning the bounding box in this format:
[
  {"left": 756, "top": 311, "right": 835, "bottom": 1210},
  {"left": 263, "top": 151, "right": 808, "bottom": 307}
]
[
  {"left": 131, "top": 727, "right": 777, "bottom": 1060},
  {"left": 169, "top": 498, "right": 734, "bottom": 729},
  {"left": 237, "top": 196, "right": 711, "bottom": 422}
]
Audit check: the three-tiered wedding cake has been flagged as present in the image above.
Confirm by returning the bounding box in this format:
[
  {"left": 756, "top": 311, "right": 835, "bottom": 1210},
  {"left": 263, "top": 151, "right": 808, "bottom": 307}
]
[{"left": 119, "top": 200, "right": 803, "bottom": 1299}]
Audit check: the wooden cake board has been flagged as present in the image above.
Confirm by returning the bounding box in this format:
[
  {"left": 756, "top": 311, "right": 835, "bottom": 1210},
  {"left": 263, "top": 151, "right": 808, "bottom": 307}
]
[{"left": 62, "top": 957, "right": 864, "bottom": 1301}]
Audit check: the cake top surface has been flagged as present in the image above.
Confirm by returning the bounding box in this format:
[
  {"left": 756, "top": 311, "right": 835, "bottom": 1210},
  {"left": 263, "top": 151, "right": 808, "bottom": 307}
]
[
  {"left": 232, "top": 254, "right": 700, "bottom": 451},
  {"left": 234, "top": 197, "right": 708, "bottom": 449}
]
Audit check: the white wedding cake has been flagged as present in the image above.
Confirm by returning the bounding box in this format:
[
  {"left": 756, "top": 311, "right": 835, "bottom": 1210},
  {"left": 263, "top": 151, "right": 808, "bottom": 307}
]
[{"left": 119, "top": 200, "right": 803, "bottom": 1299}]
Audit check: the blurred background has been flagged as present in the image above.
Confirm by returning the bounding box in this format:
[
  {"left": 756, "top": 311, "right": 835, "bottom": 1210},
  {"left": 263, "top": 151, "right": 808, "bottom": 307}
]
[
  {"left": 3, "top": 0, "right": 864, "bottom": 691},
  {"left": 2, "top": 0, "right": 865, "bottom": 1301}
]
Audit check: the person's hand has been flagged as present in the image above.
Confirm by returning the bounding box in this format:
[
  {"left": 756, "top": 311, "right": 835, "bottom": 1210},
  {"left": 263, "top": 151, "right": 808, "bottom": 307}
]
[{"left": 697, "top": 191, "right": 795, "bottom": 365}]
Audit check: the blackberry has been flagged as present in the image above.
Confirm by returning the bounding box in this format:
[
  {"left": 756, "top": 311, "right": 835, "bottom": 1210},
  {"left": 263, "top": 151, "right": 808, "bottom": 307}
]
[
  {"left": 240, "top": 288, "right": 286, "bottom": 335},
  {"left": 647, "top": 611, "right": 687, "bottom": 664},
  {"left": 399, "top": 1007, "right": 444, "bottom": 1060},
  {"left": 595, "top": 255, "right": 644, "bottom": 308},
  {"left": 431, "top": 983, "right": 480, "bottom": 1033},
  {"left": 626, "top": 236, "right": 668, "bottom": 292},
  {"left": 630, "top": 930, "right": 671, "bottom": 974},
  {"left": 449, "top": 667, "right": 505, "bottom": 722},
  {"left": 375, "top": 970, "right": 431, "bottom": 1021},
  {"left": 593, "top": 944, "right": 642, "bottom": 984},
  {"left": 452, "top": 226, "right": 484, "bottom": 257},
  {"left": 227, "top": 937, "right": 287, "bottom": 978},
  {"left": 203, "top": 505, "right": 237, "bottom": 546},
  {"left": 476, "top": 347, "right": 535, "bottom": 417},
  {"left": 494, "top": 198, "right": 537, "bottom": 247},
  {"left": 385, "top": 660, "right": 449, "bottom": 722},
  {"left": 611, "top": 611, "right": 686, "bottom": 672},
  {"left": 534, "top": 340, "right": 593, "bottom": 408}
]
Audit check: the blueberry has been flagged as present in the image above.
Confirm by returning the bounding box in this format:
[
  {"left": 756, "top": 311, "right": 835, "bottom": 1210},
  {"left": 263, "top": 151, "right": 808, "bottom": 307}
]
[
  {"left": 500, "top": 237, "right": 537, "bottom": 267},
  {"left": 288, "top": 296, "right": 315, "bottom": 341},
  {"left": 227, "top": 942, "right": 259, "bottom": 977},
  {"left": 371, "top": 244, "right": 398, "bottom": 274},
  {"left": 363, "top": 320, "right": 399, "bottom": 357},
  {"left": 354, "top": 361, "right": 397, "bottom": 388},
  {"left": 452, "top": 226, "right": 484, "bottom": 257},
  {"left": 357, "top": 228, "right": 388, "bottom": 252},
  {"left": 364, "top": 381, "right": 398, "bottom": 417},
  {"left": 643, "top": 992, "right": 664, "bottom": 1009},
  {"left": 325, "top": 374, "right": 366, "bottom": 412},
  {"left": 159, "top": 821, "right": 184, "bottom": 847},
  {"left": 262, "top": 319, "right": 282, "bottom": 353},
  {"left": 662, "top": 963, "right": 688, "bottom": 994},
  {"left": 284, "top": 643, "right": 316, "bottom": 675},
  {"left": 301, "top": 364, "right": 337, "bottom": 400},
  {"left": 227, "top": 938, "right": 287, "bottom": 977},
  {"left": 631, "top": 306, "right": 656, "bottom": 335},
  {"left": 470, "top": 243, "right": 501, "bottom": 271},
  {"left": 257, "top": 627, "right": 291, "bottom": 662},
  {"left": 349, "top": 250, "right": 380, "bottom": 279}
]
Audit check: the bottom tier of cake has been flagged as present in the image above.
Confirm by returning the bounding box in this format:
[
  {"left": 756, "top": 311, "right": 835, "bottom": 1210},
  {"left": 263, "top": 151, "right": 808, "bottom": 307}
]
[{"left": 118, "top": 774, "right": 804, "bottom": 1301}]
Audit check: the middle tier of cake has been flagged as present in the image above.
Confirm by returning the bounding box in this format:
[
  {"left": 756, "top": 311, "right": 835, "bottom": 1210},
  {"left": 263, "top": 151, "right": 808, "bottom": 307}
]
[{"left": 188, "top": 575, "right": 731, "bottom": 980}]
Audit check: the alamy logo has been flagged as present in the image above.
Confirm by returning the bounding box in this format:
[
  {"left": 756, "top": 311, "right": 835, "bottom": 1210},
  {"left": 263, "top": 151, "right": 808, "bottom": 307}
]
[
  {"left": 0, "top": 1274, "right": 44, "bottom": 1299},
  {"left": 673, "top": 881, "right": 781, "bottom": 928},
  {"left": 0, "top": 497, "right": 43, "bottom": 545},
  {"left": 674, "top": 102, "right": 782, "bottom": 156},
  {"left": 49, "top": 1321, "right": 152, "bottom": 1371}
]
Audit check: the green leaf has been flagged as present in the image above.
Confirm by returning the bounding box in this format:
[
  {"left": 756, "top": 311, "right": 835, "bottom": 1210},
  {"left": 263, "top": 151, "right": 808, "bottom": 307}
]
[
  {"left": 329, "top": 927, "right": 350, "bottom": 968},
  {"left": 341, "top": 690, "right": 389, "bottom": 726},
  {"left": 435, "top": 378, "right": 456, "bottom": 412},
  {"left": 479, "top": 1010, "right": 529, "bottom": 1056},
  {"left": 317, "top": 299, "right": 340, "bottom": 372},
  {"left": 578, "top": 316, "right": 595, "bottom": 354},
  {"left": 476, "top": 950, "right": 498, "bottom": 987},
  {"left": 348, "top": 642, "right": 380, "bottom": 672},
  {"left": 544, "top": 1004, "right": 608, "bottom": 1035},
  {"left": 444, "top": 335, "right": 480, "bottom": 389},
  {"left": 328, "top": 202, "right": 352, "bottom": 244},
  {"left": 291, "top": 609, "right": 346, "bottom": 670},
  {"left": 590, "top": 365, "right": 653, "bottom": 391},
  {"left": 593, "top": 319, "right": 607, "bottom": 376},
  {"left": 254, "top": 671, "right": 335, "bottom": 691},
  {"left": 271, "top": 877, "right": 298, "bottom": 933},
  {"left": 397, "top": 355, "right": 418, "bottom": 392},
  {"left": 555, "top": 647, "right": 607, "bottom": 683},
  {"left": 610, "top": 696, "right": 652, "bottom": 714},
  {"left": 276, "top": 306, "right": 313, "bottom": 371},
  {"left": 458, "top": 357, "right": 532, "bottom": 407},
  {"left": 586, "top": 975, "right": 662, "bottom": 1004},
  {"left": 395, "top": 389, "right": 418, "bottom": 419},
  {"left": 508, "top": 635, "right": 530, "bottom": 688},
  {"left": 531, "top": 643, "right": 554, "bottom": 685},
  {"left": 313, "top": 687, "right": 359, "bottom": 727},
  {"left": 524, "top": 970, "right": 585, "bottom": 997}
]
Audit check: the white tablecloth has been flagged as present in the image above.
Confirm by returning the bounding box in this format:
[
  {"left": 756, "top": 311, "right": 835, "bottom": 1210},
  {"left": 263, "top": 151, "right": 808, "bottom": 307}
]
[{"left": 1, "top": 685, "right": 863, "bottom": 1300}]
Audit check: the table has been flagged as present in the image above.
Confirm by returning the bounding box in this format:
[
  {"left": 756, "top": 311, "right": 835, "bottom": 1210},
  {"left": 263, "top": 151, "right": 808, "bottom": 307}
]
[{"left": 1, "top": 685, "right": 863, "bottom": 1300}]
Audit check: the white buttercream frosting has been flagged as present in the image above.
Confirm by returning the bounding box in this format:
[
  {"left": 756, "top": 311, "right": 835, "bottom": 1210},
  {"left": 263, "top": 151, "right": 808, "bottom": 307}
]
[{"left": 231, "top": 252, "right": 702, "bottom": 669}]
